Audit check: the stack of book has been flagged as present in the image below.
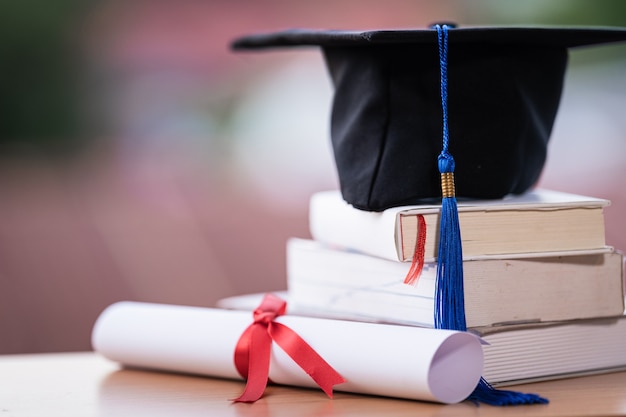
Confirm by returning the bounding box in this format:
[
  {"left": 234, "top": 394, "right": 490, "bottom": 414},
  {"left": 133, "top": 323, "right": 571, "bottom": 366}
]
[{"left": 281, "top": 188, "right": 626, "bottom": 386}]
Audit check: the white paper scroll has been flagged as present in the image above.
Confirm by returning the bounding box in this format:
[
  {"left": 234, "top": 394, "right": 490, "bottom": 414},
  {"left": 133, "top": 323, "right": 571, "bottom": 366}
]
[{"left": 92, "top": 301, "right": 483, "bottom": 404}]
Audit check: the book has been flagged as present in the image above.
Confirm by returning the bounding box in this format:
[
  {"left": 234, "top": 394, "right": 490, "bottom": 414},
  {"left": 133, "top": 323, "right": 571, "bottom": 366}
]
[
  {"left": 478, "top": 315, "right": 626, "bottom": 386},
  {"left": 309, "top": 189, "right": 609, "bottom": 262},
  {"left": 284, "top": 238, "right": 624, "bottom": 328}
]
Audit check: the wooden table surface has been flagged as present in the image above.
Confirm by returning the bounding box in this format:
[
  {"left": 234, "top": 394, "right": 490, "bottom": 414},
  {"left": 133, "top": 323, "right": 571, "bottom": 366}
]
[{"left": 1, "top": 352, "right": 626, "bottom": 416}]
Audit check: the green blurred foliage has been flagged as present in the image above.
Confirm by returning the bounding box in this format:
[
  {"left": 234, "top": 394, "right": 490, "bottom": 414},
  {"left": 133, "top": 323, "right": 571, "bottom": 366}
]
[
  {"left": 0, "top": 1, "right": 93, "bottom": 156},
  {"left": 465, "top": 0, "right": 626, "bottom": 64},
  {"left": 474, "top": 0, "right": 626, "bottom": 27}
]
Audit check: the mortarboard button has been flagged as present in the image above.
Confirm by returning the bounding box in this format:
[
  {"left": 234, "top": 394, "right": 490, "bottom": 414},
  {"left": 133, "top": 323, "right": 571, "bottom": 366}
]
[
  {"left": 232, "top": 25, "right": 626, "bottom": 211},
  {"left": 430, "top": 21, "right": 457, "bottom": 29}
]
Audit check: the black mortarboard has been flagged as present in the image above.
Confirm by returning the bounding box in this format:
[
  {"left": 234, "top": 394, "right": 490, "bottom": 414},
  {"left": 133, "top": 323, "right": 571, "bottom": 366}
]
[
  {"left": 232, "top": 25, "right": 626, "bottom": 211},
  {"left": 232, "top": 24, "right": 626, "bottom": 406}
]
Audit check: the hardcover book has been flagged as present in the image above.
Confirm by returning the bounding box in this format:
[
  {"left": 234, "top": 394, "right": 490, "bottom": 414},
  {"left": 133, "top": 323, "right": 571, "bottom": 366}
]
[
  {"left": 285, "top": 238, "right": 624, "bottom": 329},
  {"left": 309, "top": 189, "right": 609, "bottom": 262}
]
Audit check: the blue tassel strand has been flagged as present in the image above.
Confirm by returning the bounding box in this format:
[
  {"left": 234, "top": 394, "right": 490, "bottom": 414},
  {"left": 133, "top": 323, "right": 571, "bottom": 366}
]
[{"left": 433, "top": 24, "right": 548, "bottom": 406}]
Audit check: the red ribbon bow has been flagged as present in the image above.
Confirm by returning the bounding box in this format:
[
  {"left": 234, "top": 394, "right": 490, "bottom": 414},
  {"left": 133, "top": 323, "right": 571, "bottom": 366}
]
[{"left": 232, "top": 293, "right": 345, "bottom": 402}]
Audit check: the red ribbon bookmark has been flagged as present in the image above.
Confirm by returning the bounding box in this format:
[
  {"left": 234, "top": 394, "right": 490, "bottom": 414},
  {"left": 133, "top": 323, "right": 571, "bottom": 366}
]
[
  {"left": 232, "top": 293, "right": 346, "bottom": 402},
  {"left": 404, "top": 214, "right": 427, "bottom": 285}
]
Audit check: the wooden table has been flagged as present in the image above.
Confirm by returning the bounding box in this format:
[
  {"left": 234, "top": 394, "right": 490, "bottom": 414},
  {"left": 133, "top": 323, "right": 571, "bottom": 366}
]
[{"left": 1, "top": 352, "right": 626, "bottom": 416}]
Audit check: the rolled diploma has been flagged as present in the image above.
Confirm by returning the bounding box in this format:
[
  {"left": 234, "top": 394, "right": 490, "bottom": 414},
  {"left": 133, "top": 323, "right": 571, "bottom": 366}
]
[{"left": 92, "top": 301, "right": 483, "bottom": 404}]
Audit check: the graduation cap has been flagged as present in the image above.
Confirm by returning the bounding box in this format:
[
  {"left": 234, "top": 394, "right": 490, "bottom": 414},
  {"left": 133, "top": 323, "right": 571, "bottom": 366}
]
[
  {"left": 232, "top": 24, "right": 626, "bottom": 212},
  {"left": 231, "top": 24, "right": 626, "bottom": 406}
]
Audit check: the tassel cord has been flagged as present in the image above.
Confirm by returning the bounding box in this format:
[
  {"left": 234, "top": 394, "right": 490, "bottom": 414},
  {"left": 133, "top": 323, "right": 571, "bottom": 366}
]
[{"left": 437, "top": 24, "right": 450, "bottom": 158}]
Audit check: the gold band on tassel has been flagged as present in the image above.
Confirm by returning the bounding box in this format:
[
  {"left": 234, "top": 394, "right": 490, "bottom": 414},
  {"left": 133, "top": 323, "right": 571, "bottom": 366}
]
[{"left": 440, "top": 172, "right": 456, "bottom": 198}]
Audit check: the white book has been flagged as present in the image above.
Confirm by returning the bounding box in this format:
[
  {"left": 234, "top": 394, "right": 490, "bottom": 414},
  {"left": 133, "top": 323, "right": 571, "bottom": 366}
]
[
  {"left": 285, "top": 238, "right": 624, "bottom": 329},
  {"left": 478, "top": 316, "right": 626, "bottom": 386},
  {"left": 309, "top": 189, "right": 609, "bottom": 262}
]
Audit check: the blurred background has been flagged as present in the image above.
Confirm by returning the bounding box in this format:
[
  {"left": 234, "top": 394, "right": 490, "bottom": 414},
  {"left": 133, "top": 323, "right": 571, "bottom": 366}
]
[{"left": 1, "top": 0, "right": 625, "bottom": 354}]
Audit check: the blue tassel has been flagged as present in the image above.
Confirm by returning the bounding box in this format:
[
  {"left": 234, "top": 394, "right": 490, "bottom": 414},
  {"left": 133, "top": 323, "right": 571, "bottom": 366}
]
[
  {"left": 468, "top": 379, "right": 550, "bottom": 406},
  {"left": 433, "top": 24, "right": 548, "bottom": 406},
  {"left": 434, "top": 154, "right": 466, "bottom": 331}
]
